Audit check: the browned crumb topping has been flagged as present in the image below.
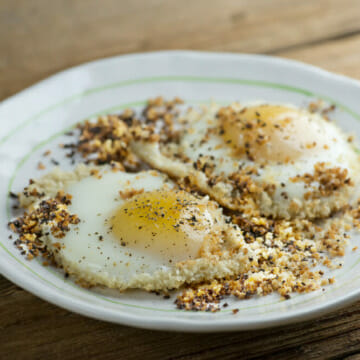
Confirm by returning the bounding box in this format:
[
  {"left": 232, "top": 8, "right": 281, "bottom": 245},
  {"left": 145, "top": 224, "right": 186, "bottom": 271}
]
[
  {"left": 308, "top": 101, "right": 336, "bottom": 121},
  {"left": 291, "top": 162, "right": 353, "bottom": 199},
  {"left": 228, "top": 168, "right": 262, "bottom": 197},
  {"left": 175, "top": 209, "right": 350, "bottom": 311},
  {"left": 8, "top": 191, "right": 79, "bottom": 260},
  {"left": 37, "top": 162, "right": 46, "bottom": 170},
  {"left": 119, "top": 188, "right": 144, "bottom": 200},
  {"left": 143, "top": 97, "right": 183, "bottom": 124},
  {"left": 130, "top": 96, "right": 184, "bottom": 144},
  {"left": 20, "top": 178, "right": 45, "bottom": 200},
  {"left": 73, "top": 114, "right": 140, "bottom": 170},
  {"left": 350, "top": 199, "right": 360, "bottom": 230},
  {"left": 63, "top": 97, "right": 184, "bottom": 170},
  {"left": 180, "top": 153, "right": 263, "bottom": 214}
]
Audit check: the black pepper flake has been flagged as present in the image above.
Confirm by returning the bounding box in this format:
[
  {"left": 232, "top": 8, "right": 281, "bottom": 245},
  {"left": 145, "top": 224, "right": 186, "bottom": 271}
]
[{"left": 9, "top": 192, "right": 18, "bottom": 199}]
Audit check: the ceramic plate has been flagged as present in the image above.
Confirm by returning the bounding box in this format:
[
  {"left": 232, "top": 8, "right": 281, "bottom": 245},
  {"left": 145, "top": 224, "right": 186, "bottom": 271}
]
[{"left": 1, "top": 51, "right": 360, "bottom": 332}]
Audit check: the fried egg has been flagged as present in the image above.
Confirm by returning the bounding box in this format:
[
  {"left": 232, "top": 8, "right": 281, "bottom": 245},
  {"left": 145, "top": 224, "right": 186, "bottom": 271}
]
[
  {"left": 44, "top": 168, "right": 249, "bottom": 291},
  {"left": 132, "top": 102, "right": 360, "bottom": 218}
]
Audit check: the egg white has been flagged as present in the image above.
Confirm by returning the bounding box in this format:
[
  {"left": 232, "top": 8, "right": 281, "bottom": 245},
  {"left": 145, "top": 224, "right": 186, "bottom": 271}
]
[{"left": 132, "top": 102, "right": 360, "bottom": 218}]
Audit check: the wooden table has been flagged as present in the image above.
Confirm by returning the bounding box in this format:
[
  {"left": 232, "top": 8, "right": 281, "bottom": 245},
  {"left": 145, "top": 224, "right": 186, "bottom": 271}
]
[{"left": 1, "top": 1, "right": 360, "bottom": 358}]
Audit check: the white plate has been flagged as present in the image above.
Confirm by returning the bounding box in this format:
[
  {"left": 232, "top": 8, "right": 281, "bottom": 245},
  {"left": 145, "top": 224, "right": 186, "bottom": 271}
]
[{"left": 1, "top": 51, "right": 360, "bottom": 332}]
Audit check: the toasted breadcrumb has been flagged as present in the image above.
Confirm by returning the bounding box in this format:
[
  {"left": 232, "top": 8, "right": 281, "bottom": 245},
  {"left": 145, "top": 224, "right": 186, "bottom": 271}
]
[
  {"left": 8, "top": 191, "right": 79, "bottom": 261},
  {"left": 37, "top": 162, "right": 46, "bottom": 170},
  {"left": 119, "top": 188, "right": 144, "bottom": 200},
  {"left": 63, "top": 97, "right": 184, "bottom": 171}
]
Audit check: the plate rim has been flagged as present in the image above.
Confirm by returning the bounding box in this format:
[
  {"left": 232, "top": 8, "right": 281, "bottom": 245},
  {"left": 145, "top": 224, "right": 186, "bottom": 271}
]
[{"left": 2, "top": 50, "right": 360, "bottom": 332}]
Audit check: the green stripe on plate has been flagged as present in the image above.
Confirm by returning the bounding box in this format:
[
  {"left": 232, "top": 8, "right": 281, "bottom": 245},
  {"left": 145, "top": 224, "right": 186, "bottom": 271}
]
[{"left": 2, "top": 76, "right": 360, "bottom": 147}]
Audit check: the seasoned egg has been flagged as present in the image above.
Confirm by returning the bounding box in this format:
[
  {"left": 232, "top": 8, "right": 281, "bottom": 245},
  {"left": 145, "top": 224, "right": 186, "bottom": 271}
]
[
  {"left": 132, "top": 102, "right": 360, "bottom": 218},
  {"left": 45, "top": 169, "right": 247, "bottom": 291}
]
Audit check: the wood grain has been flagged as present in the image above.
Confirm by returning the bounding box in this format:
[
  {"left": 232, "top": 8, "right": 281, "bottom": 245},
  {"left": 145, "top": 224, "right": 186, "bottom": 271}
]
[
  {"left": 1, "top": 0, "right": 360, "bottom": 359},
  {"left": 2, "top": 0, "right": 360, "bottom": 101},
  {"left": 283, "top": 34, "right": 360, "bottom": 79},
  {"left": 2, "top": 279, "right": 360, "bottom": 360}
]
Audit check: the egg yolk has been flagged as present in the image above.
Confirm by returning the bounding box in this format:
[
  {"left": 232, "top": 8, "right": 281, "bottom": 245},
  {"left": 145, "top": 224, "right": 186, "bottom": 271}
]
[
  {"left": 219, "top": 104, "right": 324, "bottom": 163},
  {"left": 110, "top": 189, "right": 216, "bottom": 264}
]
